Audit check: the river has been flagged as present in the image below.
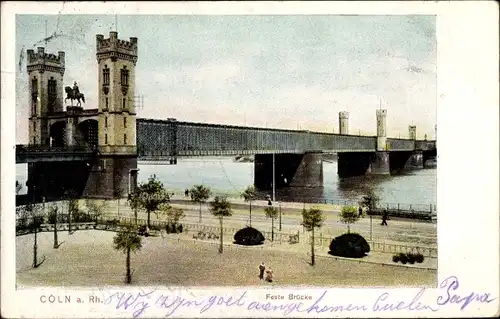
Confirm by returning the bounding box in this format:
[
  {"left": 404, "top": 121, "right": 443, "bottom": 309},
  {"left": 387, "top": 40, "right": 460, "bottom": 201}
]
[{"left": 16, "top": 158, "right": 436, "bottom": 207}]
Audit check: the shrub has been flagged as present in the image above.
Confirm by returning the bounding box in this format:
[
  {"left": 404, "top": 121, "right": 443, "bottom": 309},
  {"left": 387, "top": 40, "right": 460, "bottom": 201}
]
[
  {"left": 414, "top": 253, "right": 425, "bottom": 263},
  {"left": 407, "top": 253, "right": 416, "bottom": 264},
  {"left": 328, "top": 233, "right": 370, "bottom": 258},
  {"left": 392, "top": 254, "right": 400, "bottom": 263},
  {"left": 178, "top": 224, "right": 183, "bottom": 233},
  {"left": 234, "top": 227, "right": 265, "bottom": 246},
  {"left": 399, "top": 253, "right": 408, "bottom": 264}
]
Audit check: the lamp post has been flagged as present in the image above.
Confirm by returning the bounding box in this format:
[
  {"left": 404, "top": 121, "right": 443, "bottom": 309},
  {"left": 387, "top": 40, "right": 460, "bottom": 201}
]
[
  {"left": 279, "top": 202, "right": 282, "bottom": 231},
  {"left": 128, "top": 169, "right": 140, "bottom": 225},
  {"left": 272, "top": 153, "right": 276, "bottom": 202}
]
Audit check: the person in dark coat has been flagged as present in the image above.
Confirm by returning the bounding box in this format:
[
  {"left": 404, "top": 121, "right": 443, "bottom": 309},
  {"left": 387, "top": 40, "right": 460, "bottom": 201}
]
[
  {"left": 381, "top": 209, "right": 389, "bottom": 226},
  {"left": 358, "top": 206, "right": 363, "bottom": 218},
  {"left": 259, "top": 262, "right": 266, "bottom": 280}
]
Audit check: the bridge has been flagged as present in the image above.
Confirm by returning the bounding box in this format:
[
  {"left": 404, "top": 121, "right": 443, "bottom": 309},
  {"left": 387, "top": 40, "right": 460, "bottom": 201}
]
[
  {"left": 16, "top": 119, "right": 436, "bottom": 163},
  {"left": 18, "top": 31, "right": 436, "bottom": 200}
]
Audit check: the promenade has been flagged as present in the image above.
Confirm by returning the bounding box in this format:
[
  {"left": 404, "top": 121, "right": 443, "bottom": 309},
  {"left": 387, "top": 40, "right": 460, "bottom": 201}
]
[
  {"left": 16, "top": 230, "right": 436, "bottom": 287},
  {"left": 101, "top": 195, "right": 437, "bottom": 247}
]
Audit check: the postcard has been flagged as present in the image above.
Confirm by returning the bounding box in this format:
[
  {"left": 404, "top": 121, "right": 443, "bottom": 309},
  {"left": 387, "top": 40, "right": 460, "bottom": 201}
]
[{"left": 1, "top": 1, "right": 498, "bottom": 318}]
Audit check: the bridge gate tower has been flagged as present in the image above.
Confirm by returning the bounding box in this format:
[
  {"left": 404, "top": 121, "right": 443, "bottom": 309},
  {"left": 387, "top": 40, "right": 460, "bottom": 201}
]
[
  {"left": 87, "top": 31, "right": 139, "bottom": 198},
  {"left": 27, "top": 47, "right": 65, "bottom": 146}
]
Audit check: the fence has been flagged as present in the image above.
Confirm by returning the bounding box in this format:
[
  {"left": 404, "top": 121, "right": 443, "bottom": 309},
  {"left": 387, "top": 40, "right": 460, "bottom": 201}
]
[
  {"left": 309, "top": 234, "right": 437, "bottom": 258},
  {"left": 169, "top": 191, "right": 436, "bottom": 213}
]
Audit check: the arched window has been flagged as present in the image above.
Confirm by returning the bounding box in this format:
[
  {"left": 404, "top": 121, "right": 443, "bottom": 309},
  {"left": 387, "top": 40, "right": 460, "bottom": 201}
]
[
  {"left": 120, "top": 66, "right": 129, "bottom": 86},
  {"left": 31, "top": 77, "right": 38, "bottom": 115},
  {"left": 103, "top": 65, "right": 110, "bottom": 86},
  {"left": 48, "top": 77, "right": 57, "bottom": 113}
]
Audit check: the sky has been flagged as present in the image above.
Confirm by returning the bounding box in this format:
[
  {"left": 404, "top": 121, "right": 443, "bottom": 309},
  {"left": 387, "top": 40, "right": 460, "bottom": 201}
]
[{"left": 15, "top": 14, "right": 436, "bottom": 143}]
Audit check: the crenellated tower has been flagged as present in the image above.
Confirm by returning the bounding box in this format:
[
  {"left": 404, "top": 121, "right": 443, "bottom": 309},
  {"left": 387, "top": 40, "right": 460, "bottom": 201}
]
[
  {"left": 26, "top": 47, "right": 65, "bottom": 145},
  {"left": 96, "top": 31, "right": 138, "bottom": 155}
]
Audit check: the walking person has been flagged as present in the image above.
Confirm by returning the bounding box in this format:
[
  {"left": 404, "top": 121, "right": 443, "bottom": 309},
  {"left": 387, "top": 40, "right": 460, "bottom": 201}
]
[
  {"left": 381, "top": 209, "right": 389, "bottom": 226},
  {"left": 358, "top": 206, "right": 363, "bottom": 218},
  {"left": 258, "top": 262, "right": 266, "bottom": 280},
  {"left": 265, "top": 268, "right": 274, "bottom": 283}
]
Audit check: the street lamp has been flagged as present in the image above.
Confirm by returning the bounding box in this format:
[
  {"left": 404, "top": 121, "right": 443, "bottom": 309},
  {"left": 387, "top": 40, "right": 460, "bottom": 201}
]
[
  {"left": 128, "top": 169, "right": 140, "bottom": 195},
  {"left": 128, "top": 168, "right": 140, "bottom": 226}
]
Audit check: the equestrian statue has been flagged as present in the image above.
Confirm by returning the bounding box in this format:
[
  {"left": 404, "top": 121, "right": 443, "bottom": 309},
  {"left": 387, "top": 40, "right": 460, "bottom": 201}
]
[{"left": 65, "top": 81, "right": 85, "bottom": 107}]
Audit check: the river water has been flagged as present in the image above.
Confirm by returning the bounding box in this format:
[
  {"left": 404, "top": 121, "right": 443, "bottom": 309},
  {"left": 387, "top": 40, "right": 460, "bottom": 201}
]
[{"left": 16, "top": 158, "right": 436, "bottom": 207}]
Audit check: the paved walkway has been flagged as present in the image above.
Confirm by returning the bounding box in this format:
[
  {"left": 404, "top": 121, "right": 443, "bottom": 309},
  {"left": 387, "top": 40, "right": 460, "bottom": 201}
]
[{"left": 165, "top": 233, "right": 438, "bottom": 270}]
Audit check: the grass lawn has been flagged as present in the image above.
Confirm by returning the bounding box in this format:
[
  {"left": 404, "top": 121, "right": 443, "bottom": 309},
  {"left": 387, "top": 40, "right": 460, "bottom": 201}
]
[{"left": 16, "top": 230, "right": 436, "bottom": 288}]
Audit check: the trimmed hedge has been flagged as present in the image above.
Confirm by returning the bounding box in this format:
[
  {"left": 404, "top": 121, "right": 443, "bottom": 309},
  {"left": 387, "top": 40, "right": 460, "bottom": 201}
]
[
  {"left": 392, "top": 252, "right": 425, "bottom": 264},
  {"left": 234, "top": 227, "right": 265, "bottom": 246},
  {"left": 328, "top": 233, "right": 370, "bottom": 258}
]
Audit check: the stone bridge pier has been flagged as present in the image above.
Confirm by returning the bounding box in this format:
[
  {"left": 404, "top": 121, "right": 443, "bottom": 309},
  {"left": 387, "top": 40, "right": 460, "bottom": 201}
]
[
  {"left": 26, "top": 156, "right": 137, "bottom": 200},
  {"left": 254, "top": 152, "right": 323, "bottom": 190}
]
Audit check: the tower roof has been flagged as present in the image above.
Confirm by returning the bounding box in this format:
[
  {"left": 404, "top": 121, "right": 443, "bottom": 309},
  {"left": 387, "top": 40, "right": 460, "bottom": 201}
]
[
  {"left": 96, "top": 31, "right": 138, "bottom": 64},
  {"left": 26, "top": 47, "right": 65, "bottom": 74}
]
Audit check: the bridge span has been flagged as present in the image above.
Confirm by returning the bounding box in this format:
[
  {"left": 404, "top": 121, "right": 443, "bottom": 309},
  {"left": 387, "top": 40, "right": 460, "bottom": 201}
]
[{"left": 16, "top": 118, "right": 436, "bottom": 163}]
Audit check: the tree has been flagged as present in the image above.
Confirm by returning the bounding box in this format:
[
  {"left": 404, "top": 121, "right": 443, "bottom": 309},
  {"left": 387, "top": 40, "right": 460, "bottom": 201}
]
[
  {"left": 339, "top": 205, "right": 360, "bottom": 234},
  {"left": 359, "top": 190, "right": 380, "bottom": 213},
  {"left": 16, "top": 180, "right": 22, "bottom": 195},
  {"left": 85, "top": 199, "right": 107, "bottom": 224},
  {"left": 128, "top": 175, "right": 170, "bottom": 228},
  {"left": 241, "top": 185, "right": 257, "bottom": 227},
  {"left": 113, "top": 226, "right": 143, "bottom": 284},
  {"left": 22, "top": 201, "right": 45, "bottom": 268},
  {"left": 166, "top": 207, "right": 185, "bottom": 226},
  {"left": 209, "top": 196, "right": 232, "bottom": 253},
  {"left": 47, "top": 205, "right": 60, "bottom": 249},
  {"left": 264, "top": 206, "right": 278, "bottom": 241},
  {"left": 301, "top": 207, "right": 325, "bottom": 266},
  {"left": 190, "top": 184, "right": 212, "bottom": 223}
]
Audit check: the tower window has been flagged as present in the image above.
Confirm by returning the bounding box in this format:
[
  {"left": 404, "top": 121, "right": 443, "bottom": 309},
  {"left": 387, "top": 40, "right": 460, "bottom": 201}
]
[
  {"left": 123, "top": 117, "right": 127, "bottom": 128},
  {"left": 105, "top": 134, "right": 108, "bottom": 145},
  {"left": 48, "top": 77, "right": 57, "bottom": 113},
  {"left": 121, "top": 66, "right": 129, "bottom": 86},
  {"left": 105, "top": 117, "right": 108, "bottom": 128},
  {"left": 103, "top": 66, "right": 110, "bottom": 85},
  {"left": 31, "top": 77, "right": 38, "bottom": 115},
  {"left": 34, "top": 123, "right": 36, "bottom": 132},
  {"left": 33, "top": 137, "right": 36, "bottom": 145},
  {"left": 105, "top": 97, "right": 109, "bottom": 109},
  {"left": 124, "top": 134, "right": 127, "bottom": 145},
  {"left": 123, "top": 98, "right": 126, "bottom": 109}
]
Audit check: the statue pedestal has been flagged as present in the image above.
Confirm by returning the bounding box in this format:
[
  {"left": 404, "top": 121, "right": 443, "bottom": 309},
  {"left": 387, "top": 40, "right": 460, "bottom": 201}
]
[{"left": 66, "top": 106, "right": 84, "bottom": 114}]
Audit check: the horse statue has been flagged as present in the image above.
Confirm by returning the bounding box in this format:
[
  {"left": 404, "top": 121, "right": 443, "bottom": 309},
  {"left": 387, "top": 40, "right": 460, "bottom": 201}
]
[{"left": 65, "top": 82, "right": 85, "bottom": 107}]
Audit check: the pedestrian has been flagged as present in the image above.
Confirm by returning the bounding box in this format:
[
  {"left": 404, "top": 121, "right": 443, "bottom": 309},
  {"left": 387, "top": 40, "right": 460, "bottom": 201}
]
[
  {"left": 185, "top": 189, "right": 189, "bottom": 197},
  {"left": 381, "top": 209, "right": 388, "bottom": 226},
  {"left": 265, "top": 268, "right": 274, "bottom": 283},
  {"left": 259, "top": 262, "right": 265, "bottom": 280},
  {"left": 358, "top": 206, "right": 363, "bottom": 218}
]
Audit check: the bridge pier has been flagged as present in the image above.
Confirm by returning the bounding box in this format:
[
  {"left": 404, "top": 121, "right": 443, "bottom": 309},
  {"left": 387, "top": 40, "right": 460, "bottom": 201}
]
[
  {"left": 405, "top": 152, "right": 424, "bottom": 169},
  {"left": 26, "top": 156, "right": 137, "bottom": 200},
  {"left": 338, "top": 151, "right": 416, "bottom": 178},
  {"left": 254, "top": 152, "right": 323, "bottom": 190},
  {"left": 369, "top": 151, "right": 390, "bottom": 175}
]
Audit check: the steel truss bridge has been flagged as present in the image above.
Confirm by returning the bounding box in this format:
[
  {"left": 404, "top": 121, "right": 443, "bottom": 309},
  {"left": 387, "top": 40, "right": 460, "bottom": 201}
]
[{"left": 16, "top": 118, "right": 436, "bottom": 163}]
